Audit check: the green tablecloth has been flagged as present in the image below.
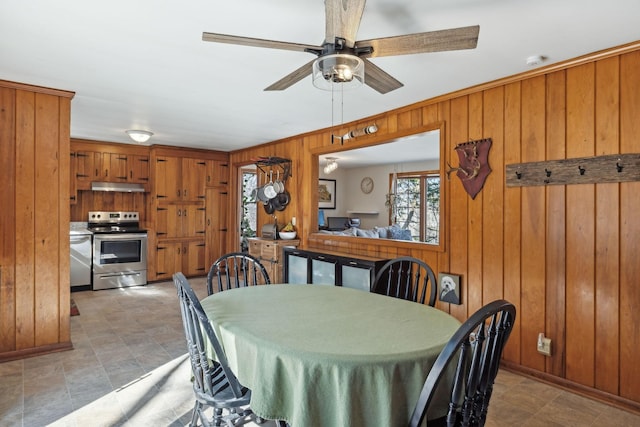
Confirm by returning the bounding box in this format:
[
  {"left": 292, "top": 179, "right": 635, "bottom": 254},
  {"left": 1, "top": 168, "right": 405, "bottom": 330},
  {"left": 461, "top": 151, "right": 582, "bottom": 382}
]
[{"left": 200, "top": 284, "right": 460, "bottom": 427}]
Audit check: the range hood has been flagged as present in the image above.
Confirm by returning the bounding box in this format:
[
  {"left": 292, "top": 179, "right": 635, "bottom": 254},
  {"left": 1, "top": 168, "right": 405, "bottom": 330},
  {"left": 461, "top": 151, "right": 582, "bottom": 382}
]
[{"left": 91, "top": 182, "right": 145, "bottom": 193}]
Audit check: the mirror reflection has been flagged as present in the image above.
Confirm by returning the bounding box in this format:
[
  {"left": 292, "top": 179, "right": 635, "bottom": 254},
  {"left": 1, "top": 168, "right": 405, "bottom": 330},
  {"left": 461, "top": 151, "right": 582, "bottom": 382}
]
[{"left": 318, "top": 128, "right": 441, "bottom": 244}]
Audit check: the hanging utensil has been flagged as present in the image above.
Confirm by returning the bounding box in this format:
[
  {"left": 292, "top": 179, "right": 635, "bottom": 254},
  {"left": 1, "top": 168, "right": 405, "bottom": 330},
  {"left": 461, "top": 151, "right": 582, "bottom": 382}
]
[{"left": 263, "top": 170, "right": 278, "bottom": 200}]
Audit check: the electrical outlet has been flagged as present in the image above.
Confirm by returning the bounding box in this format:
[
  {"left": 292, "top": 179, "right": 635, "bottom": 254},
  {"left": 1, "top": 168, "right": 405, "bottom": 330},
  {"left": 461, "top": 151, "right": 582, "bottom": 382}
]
[{"left": 537, "top": 333, "right": 552, "bottom": 356}]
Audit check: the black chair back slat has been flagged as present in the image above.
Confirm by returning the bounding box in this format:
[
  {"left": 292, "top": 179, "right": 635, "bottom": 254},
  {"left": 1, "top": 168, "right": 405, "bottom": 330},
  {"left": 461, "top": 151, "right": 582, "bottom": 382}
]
[
  {"left": 409, "top": 300, "right": 516, "bottom": 427},
  {"left": 207, "top": 252, "right": 271, "bottom": 295},
  {"left": 372, "top": 256, "right": 437, "bottom": 306}
]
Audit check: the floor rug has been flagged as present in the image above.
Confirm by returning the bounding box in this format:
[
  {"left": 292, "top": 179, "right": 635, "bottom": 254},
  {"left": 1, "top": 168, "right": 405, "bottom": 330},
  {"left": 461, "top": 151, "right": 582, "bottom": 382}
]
[{"left": 70, "top": 298, "right": 80, "bottom": 316}]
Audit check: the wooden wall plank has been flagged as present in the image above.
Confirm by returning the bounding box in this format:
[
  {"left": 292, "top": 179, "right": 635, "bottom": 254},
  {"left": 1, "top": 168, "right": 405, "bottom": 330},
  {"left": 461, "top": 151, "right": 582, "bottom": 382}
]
[
  {"left": 481, "top": 86, "right": 504, "bottom": 304},
  {"left": 466, "top": 92, "right": 484, "bottom": 318},
  {"left": 0, "top": 87, "right": 17, "bottom": 352},
  {"left": 447, "top": 96, "right": 469, "bottom": 320},
  {"left": 14, "top": 90, "right": 36, "bottom": 350},
  {"left": 545, "top": 69, "right": 567, "bottom": 377},
  {"left": 565, "top": 63, "right": 596, "bottom": 387},
  {"left": 502, "top": 81, "right": 522, "bottom": 363},
  {"left": 34, "top": 93, "right": 61, "bottom": 347},
  {"left": 593, "top": 56, "right": 620, "bottom": 395},
  {"left": 619, "top": 50, "right": 640, "bottom": 402},
  {"left": 519, "top": 76, "right": 546, "bottom": 371},
  {"left": 228, "top": 43, "right": 640, "bottom": 410}
]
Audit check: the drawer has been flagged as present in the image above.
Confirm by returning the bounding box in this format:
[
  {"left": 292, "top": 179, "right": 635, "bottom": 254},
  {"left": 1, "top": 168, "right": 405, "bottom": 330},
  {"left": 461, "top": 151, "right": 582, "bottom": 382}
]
[
  {"left": 260, "top": 242, "right": 278, "bottom": 261},
  {"left": 248, "top": 240, "right": 262, "bottom": 258}
]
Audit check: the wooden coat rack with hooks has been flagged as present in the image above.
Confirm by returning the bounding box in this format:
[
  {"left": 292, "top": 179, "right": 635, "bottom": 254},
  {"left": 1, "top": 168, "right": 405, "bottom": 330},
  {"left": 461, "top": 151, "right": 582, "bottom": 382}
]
[{"left": 506, "top": 153, "right": 640, "bottom": 187}]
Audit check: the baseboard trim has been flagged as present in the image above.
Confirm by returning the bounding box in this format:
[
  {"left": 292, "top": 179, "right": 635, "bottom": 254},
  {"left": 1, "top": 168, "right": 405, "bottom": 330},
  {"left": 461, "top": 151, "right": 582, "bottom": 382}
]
[{"left": 0, "top": 342, "right": 73, "bottom": 363}]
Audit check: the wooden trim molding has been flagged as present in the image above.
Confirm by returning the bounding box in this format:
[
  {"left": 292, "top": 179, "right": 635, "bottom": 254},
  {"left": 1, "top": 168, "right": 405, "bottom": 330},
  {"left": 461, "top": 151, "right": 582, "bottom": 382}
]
[
  {"left": 0, "top": 79, "right": 75, "bottom": 98},
  {"left": 0, "top": 342, "right": 73, "bottom": 363}
]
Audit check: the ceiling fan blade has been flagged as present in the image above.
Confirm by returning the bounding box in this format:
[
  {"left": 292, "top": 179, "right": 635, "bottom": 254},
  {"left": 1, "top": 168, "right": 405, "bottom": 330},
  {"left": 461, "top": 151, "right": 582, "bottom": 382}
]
[
  {"left": 202, "top": 32, "right": 322, "bottom": 53},
  {"left": 264, "top": 59, "right": 315, "bottom": 91},
  {"left": 357, "top": 25, "right": 480, "bottom": 58},
  {"left": 362, "top": 58, "right": 403, "bottom": 94},
  {"left": 325, "top": 0, "right": 366, "bottom": 47}
]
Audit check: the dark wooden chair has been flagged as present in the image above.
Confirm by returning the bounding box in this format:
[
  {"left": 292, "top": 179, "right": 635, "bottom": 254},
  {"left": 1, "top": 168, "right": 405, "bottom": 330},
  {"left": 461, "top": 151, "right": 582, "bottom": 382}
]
[
  {"left": 371, "top": 256, "right": 437, "bottom": 306},
  {"left": 409, "top": 300, "right": 517, "bottom": 427},
  {"left": 173, "top": 272, "right": 257, "bottom": 427},
  {"left": 206, "top": 252, "right": 271, "bottom": 296}
]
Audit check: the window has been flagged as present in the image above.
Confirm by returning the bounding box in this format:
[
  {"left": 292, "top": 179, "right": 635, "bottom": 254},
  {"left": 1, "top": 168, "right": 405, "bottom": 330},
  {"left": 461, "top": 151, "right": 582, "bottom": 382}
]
[
  {"left": 392, "top": 172, "right": 440, "bottom": 245},
  {"left": 240, "top": 169, "right": 257, "bottom": 251}
]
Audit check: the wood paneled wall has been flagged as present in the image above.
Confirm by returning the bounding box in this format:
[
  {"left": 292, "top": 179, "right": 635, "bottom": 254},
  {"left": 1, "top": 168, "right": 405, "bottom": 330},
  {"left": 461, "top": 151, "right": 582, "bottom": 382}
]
[
  {"left": 229, "top": 42, "right": 640, "bottom": 411},
  {"left": 0, "top": 80, "right": 73, "bottom": 361}
]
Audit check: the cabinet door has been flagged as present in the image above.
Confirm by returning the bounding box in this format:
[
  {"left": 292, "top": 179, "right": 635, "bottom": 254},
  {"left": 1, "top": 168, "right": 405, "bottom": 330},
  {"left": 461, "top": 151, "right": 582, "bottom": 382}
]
[
  {"left": 183, "top": 204, "right": 206, "bottom": 238},
  {"left": 310, "top": 254, "right": 337, "bottom": 286},
  {"left": 284, "top": 251, "right": 310, "bottom": 284},
  {"left": 105, "top": 153, "right": 129, "bottom": 181},
  {"left": 341, "top": 260, "right": 374, "bottom": 292},
  {"left": 155, "top": 241, "right": 182, "bottom": 280},
  {"left": 129, "top": 155, "right": 149, "bottom": 184},
  {"left": 184, "top": 240, "right": 206, "bottom": 276},
  {"left": 205, "top": 188, "right": 229, "bottom": 267},
  {"left": 70, "top": 152, "right": 77, "bottom": 203},
  {"left": 206, "top": 160, "right": 229, "bottom": 187},
  {"left": 75, "top": 150, "right": 101, "bottom": 189},
  {"left": 154, "top": 156, "right": 182, "bottom": 201},
  {"left": 182, "top": 158, "right": 207, "bottom": 201}
]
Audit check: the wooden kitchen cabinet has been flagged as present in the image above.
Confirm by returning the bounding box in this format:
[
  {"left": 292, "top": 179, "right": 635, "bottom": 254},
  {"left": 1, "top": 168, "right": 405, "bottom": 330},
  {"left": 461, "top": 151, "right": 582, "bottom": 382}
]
[
  {"left": 206, "top": 159, "right": 229, "bottom": 188},
  {"left": 248, "top": 238, "right": 300, "bottom": 283},
  {"left": 149, "top": 146, "right": 230, "bottom": 281},
  {"left": 154, "top": 156, "right": 206, "bottom": 202},
  {"left": 205, "top": 188, "right": 228, "bottom": 269},
  {"left": 154, "top": 239, "right": 206, "bottom": 280},
  {"left": 70, "top": 143, "right": 150, "bottom": 192},
  {"left": 73, "top": 150, "right": 102, "bottom": 190},
  {"left": 156, "top": 204, "right": 205, "bottom": 239},
  {"left": 128, "top": 154, "right": 150, "bottom": 184}
]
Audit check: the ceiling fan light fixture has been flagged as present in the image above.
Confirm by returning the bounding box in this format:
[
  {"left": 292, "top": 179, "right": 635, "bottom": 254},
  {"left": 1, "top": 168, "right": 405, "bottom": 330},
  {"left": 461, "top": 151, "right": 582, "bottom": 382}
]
[
  {"left": 312, "top": 54, "right": 364, "bottom": 91},
  {"left": 126, "top": 129, "right": 154, "bottom": 144}
]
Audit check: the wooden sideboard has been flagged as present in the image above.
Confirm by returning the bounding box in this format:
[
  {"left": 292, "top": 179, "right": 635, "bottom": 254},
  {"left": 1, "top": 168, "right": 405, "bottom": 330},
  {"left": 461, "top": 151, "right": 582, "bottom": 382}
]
[{"left": 248, "top": 238, "right": 300, "bottom": 283}]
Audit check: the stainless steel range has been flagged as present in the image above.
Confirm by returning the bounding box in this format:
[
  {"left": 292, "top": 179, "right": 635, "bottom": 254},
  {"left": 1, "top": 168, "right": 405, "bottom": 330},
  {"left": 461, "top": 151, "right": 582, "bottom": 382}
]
[{"left": 88, "top": 211, "right": 148, "bottom": 290}]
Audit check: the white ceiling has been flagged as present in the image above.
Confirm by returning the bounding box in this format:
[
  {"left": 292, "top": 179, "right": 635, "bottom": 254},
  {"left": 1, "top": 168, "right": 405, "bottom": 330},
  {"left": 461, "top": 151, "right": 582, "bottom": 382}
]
[{"left": 1, "top": 1, "right": 639, "bottom": 152}]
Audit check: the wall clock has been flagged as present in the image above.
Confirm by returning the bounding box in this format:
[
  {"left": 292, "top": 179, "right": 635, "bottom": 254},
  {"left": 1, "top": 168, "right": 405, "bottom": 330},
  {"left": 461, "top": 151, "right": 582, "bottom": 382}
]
[{"left": 360, "top": 177, "right": 374, "bottom": 194}]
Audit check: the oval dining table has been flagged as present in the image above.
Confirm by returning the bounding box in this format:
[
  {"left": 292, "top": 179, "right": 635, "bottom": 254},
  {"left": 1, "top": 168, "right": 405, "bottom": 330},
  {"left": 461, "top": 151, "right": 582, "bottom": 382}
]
[{"left": 200, "top": 283, "right": 461, "bottom": 427}]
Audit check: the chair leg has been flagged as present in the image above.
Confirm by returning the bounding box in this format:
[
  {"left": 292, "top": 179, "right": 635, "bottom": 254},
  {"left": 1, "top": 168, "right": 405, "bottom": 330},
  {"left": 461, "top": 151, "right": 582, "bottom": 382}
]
[
  {"left": 190, "top": 401, "right": 201, "bottom": 426},
  {"left": 214, "top": 407, "right": 223, "bottom": 426}
]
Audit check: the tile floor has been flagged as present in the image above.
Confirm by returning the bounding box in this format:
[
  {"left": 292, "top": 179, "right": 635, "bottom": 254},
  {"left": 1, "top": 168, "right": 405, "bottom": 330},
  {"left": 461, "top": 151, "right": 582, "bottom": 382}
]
[{"left": 1, "top": 277, "right": 639, "bottom": 427}]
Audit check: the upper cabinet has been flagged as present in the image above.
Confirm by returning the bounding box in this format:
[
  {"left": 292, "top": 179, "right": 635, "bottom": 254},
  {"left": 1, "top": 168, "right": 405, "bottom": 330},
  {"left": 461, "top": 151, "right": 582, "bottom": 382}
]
[
  {"left": 154, "top": 156, "right": 207, "bottom": 202},
  {"left": 206, "top": 160, "right": 229, "bottom": 188},
  {"left": 70, "top": 141, "right": 151, "bottom": 193}
]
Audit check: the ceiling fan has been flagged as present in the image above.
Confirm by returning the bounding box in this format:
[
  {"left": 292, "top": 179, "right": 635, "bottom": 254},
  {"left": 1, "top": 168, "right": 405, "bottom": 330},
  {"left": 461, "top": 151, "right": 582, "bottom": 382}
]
[{"left": 202, "top": 0, "right": 479, "bottom": 94}]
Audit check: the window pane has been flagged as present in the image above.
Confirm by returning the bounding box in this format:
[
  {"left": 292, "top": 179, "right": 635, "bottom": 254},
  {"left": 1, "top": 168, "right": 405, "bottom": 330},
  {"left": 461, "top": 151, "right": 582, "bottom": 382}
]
[{"left": 394, "top": 174, "right": 440, "bottom": 244}]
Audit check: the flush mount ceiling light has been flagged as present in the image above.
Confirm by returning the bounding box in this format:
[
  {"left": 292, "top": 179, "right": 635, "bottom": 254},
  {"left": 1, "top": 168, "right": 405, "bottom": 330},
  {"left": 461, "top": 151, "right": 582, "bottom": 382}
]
[
  {"left": 323, "top": 157, "right": 339, "bottom": 174},
  {"left": 312, "top": 54, "right": 364, "bottom": 91},
  {"left": 526, "top": 55, "right": 546, "bottom": 66},
  {"left": 125, "top": 130, "right": 154, "bottom": 144}
]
